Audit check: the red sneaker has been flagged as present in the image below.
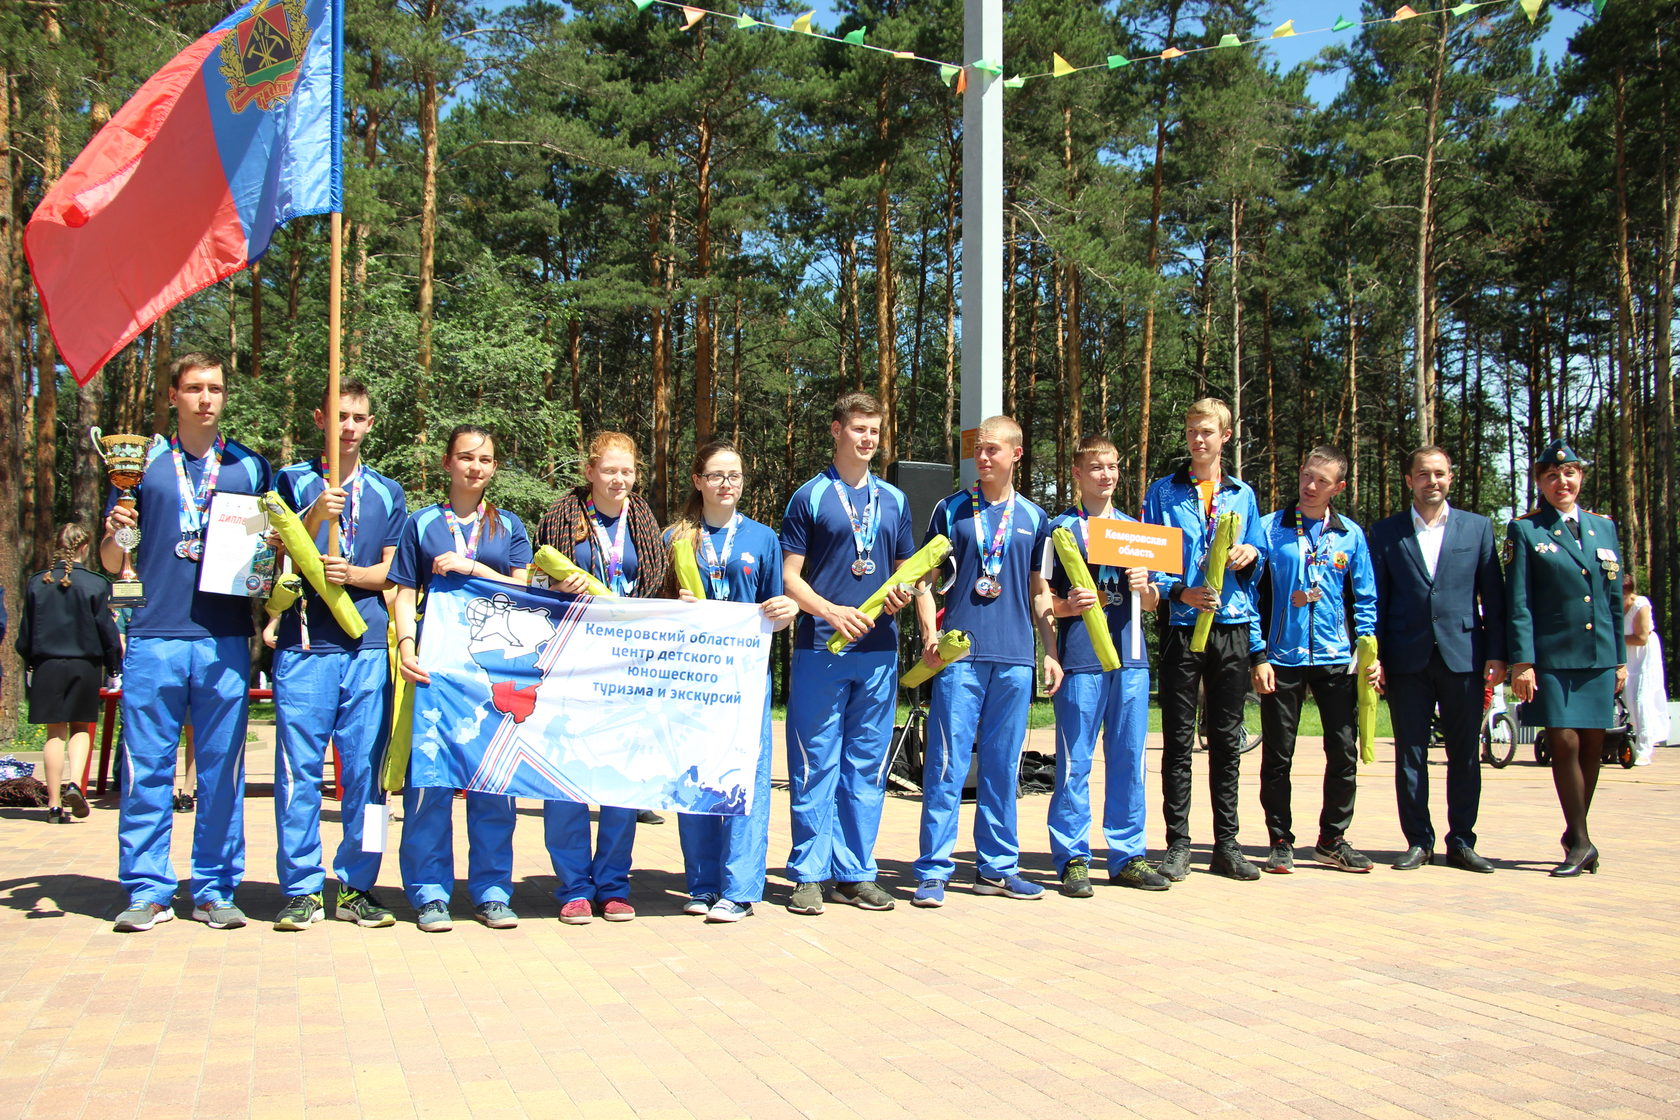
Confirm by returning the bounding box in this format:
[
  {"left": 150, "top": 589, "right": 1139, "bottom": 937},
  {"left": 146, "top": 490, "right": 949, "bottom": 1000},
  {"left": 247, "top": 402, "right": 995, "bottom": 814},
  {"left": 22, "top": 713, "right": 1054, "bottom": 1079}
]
[
  {"left": 598, "top": 897, "right": 636, "bottom": 922},
  {"left": 559, "top": 898, "right": 593, "bottom": 925}
]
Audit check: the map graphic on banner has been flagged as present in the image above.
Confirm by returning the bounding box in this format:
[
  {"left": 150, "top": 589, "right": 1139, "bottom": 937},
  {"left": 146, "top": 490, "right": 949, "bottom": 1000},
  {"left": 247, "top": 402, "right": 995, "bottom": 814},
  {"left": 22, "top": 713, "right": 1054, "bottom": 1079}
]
[{"left": 409, "top": 574, "right": 772, "bottom": 815}]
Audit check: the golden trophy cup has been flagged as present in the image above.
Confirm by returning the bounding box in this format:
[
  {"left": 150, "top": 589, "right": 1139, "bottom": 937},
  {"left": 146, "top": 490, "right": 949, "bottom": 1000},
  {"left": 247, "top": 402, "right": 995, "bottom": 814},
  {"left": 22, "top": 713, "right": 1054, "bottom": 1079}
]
[{"left": 91, "top": 427, "right": 150, "bottom": 608}]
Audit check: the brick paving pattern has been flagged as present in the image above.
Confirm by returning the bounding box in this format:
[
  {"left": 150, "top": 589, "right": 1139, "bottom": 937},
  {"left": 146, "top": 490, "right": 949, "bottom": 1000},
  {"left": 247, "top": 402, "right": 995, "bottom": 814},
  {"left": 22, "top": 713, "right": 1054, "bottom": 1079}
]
[{"left": 1, "top": 725, "right": 1676, "bottom": 1119}]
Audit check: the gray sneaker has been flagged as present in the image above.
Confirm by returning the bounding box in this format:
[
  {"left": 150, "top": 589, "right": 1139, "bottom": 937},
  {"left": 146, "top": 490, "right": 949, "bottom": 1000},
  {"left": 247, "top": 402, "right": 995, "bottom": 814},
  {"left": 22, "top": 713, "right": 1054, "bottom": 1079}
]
[
  {"left": 474, "top": 901, "right": 520, "bottom": 929},
  {"left": 786, "top": 882, "right": 825, "bottom": 915},
  {"left": 114, "top": 899, "right": 174, "bottom": 933},
  {"left": 1264, "top": 842, "right": 1295, "bottom": 875},
  {"left": 1059, "top": 857, "right": 1095, "bottom": 898},
  {"left": 1158, "top": 840, "right": 1193, "bottom": 882},
  {"left": 416, "top": 900, "right": 453, "bottom": 932},
  {"left": 683, "top": 893, "right": 720, "bottom": 916},
  {"left": 1314, "top": 837, "right": 1374, "bottom": 873},
  {"left": 1209, "top": 841, "right": 1260, "bottom": 881},
  {"left": 191, "top": 900, "right": 247, "bottom": 929},
  {"left": 829, "top": 881, "right": 895, "bottom": 910},
  {"left": 1110, "top": 855, "right": 1171, "bottom": 892}
]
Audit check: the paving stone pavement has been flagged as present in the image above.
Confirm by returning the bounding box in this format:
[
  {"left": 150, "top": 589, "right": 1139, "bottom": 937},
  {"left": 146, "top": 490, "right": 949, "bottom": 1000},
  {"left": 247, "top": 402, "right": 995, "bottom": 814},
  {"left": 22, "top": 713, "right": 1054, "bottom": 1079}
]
[{"left": 1, "top": 724, "right": 1677, "bottom": 1120}]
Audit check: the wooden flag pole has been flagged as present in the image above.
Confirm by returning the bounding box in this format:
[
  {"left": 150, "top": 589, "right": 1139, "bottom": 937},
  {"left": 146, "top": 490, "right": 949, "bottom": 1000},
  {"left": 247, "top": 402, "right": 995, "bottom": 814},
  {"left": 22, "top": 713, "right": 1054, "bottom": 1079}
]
[{"left": 326, "top": 209, "right": 343, "bottom": 557}]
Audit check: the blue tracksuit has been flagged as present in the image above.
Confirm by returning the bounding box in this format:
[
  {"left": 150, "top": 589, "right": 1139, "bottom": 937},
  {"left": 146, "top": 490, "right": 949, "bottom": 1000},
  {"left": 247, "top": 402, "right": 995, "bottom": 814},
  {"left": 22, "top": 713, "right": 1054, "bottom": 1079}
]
[
  {"left": 1252, "top": 507, "right": 1377, "bottom": 668},
  {"left": 1041, "top": 510, "right": 1152, "bottom": 873},
  {"left": 780, "top": 468, "right": 916, "bottom": 884},
  {"left": 390, "top": 503, "right": 531, "bottom": 907},
  {"left": 111, "top": 435, "right": 272, "bottom": 907},
  {"left": 672, "top": 516, "right": 783, "bottom": 904},
  {"left": 271, "top": 460, "right": 407, "bottom": 896},
  {"left": 916, "top": 489, "right": 1051, "bottom": 882},
  {"left": 1141, "top": 464, "right": 1265, "bottom": 635}
]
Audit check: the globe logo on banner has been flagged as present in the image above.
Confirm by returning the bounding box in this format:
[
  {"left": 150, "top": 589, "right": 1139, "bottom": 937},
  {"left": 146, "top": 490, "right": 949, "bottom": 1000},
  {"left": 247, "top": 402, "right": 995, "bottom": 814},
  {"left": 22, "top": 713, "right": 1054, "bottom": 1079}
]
[{"left": 219, "top": 0, "right": 311, "bottom": 113}]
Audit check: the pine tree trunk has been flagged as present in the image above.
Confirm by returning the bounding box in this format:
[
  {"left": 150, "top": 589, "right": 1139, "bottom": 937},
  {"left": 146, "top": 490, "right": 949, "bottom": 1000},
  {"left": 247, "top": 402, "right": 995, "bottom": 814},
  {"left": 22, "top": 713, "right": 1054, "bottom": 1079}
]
[
  {"left": 1228, "top": 196, "right": 1243, "bottom": 478},
  {"left": 693, "top": 98, "right": 715, "bottom": 444},
  {"left": 1135, "top": 1, "right": 1179, "bottom": 508},
  {"left": 151, "top": 313, "right": 174, "bottom": 436},
  {"left": 1611, "top": 67, "right": 1643, "bottom": 560},
  {"left": 942, "top": 97, "right": 959, "bottom": 466},
  {"left": 0, "top": 64, "right": 21, "bottom": 737},
  {"left": 1412, "top": 18, "right": 1447, "bottom": 447},
  {"left": 874, "top": 73, "right": 897, "bottom": 465},
  {"left": 32, "top": 5, "right": 63, "bottom": 571},
  {"left": 415, "top": 5, "right": 441, "bottom": 488}
]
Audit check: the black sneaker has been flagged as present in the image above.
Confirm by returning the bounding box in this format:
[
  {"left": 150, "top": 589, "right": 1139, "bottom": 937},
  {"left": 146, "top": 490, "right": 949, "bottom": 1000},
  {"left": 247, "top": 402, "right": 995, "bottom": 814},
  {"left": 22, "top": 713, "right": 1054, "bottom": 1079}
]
[
  {"left": 274, "top": 893, "right": 324, "bottom": 931},
  {"left": 1314, "top": 837, "right": 1374, "bottom": 873},
  {"left": 1110, "top": 855, "right": 1170, "bottom": 891},
  {"left": 61, "top": 782, "right": 90, "bottom": 819},
  {"left": 1209, "top": 841, "right": 1260, "bottom": 881},
  {"left": 636, "top": 809, "right": 665, "bottom": 825},
  {"left": 1059, "top": 857, "right": 1094, "bottom": 898},
  {"left": 336, "top": 887, "right": 397, "bottom": 928},
  {"left": 1264, "top": 841, "right": 1295, "bottom": 875},
  {"left": 1158, "top": 839, "right": 1193, "bottom": 882}
]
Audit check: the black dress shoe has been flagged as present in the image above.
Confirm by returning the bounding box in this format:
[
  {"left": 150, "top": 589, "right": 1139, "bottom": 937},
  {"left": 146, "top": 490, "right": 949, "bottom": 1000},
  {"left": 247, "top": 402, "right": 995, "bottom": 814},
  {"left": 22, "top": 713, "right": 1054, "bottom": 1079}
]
[
  {"left": 1550, "top": 845, "right": 1599, "bottom": 877},
  {"left": 1446, "top": 846, "right": 1494, "bottom": 874},
  {"left": 1392, "top": 845, "right": 1432, "bottom": 871}
]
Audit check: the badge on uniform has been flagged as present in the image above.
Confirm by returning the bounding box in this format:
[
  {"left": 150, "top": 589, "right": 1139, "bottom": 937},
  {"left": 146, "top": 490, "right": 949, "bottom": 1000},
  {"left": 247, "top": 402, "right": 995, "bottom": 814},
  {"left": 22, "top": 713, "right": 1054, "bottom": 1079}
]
[
  {"left": 1502, "top": 536, "right": 1514, "bottom": 566},
  {"left": 1598, "top": 547, "right": 1620, "bottom": 579},
  {"left": 1535, "top": 542, "right": 1558, "bottom": 554}
]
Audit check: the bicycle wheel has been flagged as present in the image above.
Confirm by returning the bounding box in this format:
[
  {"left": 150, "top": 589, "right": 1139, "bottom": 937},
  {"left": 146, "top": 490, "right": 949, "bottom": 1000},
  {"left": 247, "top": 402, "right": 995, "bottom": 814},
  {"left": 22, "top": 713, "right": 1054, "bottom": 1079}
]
[
  {"left": 1481, "top": 712, "right": 1516, "bottom": 768},
  {"left": 1534, "top": 731, "right": 1551, "bottom": 766}
]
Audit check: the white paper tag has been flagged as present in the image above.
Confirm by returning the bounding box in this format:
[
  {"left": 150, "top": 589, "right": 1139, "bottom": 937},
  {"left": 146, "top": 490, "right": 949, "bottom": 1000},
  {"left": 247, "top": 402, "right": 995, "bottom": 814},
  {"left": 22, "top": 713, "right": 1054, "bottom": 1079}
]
[
  {"left": 361, "top": 803, "right": 388, "bottom": 853},
  {"left": 1130, "top": 591, "right": 1143, "bottom": 661}
]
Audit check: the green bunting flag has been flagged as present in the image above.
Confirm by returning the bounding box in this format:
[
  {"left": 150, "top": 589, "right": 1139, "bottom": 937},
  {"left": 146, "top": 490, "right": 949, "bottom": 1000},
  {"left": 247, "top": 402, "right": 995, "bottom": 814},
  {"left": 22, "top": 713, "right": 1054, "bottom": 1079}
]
[
  {"left": 843, "top": 26, "right": 866, "bottom": 45},
  {"left": 1004, "top": 74, "right": 1026, "bottom": 88},
  {"left": 1592, "top": 0, "right": 1606, "bottom": 12},
  {"left": 972, "top": 58, "right": 1003, "bottom": 76},
  {"left": 940, "top": 64, "right": 960, "bottom": 86},
  {"left": 1217, "top": 33, "right": 1243, "bottom": 47},
  {"left": 634, "top": 0, "right": 654, "bottom": 9},
  {"left": 1332, "top": 15, "right": 1355, "bottom": 30},
  {"left": 1451, "top": 1, "right": 1475, "bottom": 12},
  {"left": 735, "top": 13, "right": 756, "bottom": 27},
  {"left": 1107, "top": 53, "right": 1130, "bottom": 68}
]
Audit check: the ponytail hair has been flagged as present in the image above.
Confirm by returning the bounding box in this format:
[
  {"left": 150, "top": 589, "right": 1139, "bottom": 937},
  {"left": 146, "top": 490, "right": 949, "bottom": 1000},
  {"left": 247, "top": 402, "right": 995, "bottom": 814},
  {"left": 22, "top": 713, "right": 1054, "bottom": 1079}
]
[
  {"left": 442, "top": 424, "right": 503, "bottom": 540},
  {"left": 43, "top": 523, "right": 90, "bottom": 589},
  {"left": 668, "top": 440, "right": 741, "bottom": 549}
]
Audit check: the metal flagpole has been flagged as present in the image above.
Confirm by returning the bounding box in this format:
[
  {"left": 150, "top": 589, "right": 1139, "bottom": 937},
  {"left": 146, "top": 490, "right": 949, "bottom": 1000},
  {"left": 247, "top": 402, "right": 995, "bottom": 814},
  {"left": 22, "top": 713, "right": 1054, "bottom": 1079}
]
[{"left": 959, "top": 0, "right": 1004, "bottom": 489}]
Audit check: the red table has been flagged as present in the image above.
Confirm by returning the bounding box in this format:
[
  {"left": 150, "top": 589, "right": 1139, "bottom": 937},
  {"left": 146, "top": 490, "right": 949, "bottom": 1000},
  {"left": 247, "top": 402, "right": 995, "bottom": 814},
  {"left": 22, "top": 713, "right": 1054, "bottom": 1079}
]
[{"left": 87, "top": 688, "right": 310, "bottom": 796}]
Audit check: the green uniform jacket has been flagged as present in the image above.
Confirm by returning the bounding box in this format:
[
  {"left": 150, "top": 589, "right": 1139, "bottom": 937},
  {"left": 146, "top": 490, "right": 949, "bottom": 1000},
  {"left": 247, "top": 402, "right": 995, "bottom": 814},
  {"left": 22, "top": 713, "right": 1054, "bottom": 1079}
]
[{"left": 1504, "top": 503, "right": 1627, "bottom": 670}]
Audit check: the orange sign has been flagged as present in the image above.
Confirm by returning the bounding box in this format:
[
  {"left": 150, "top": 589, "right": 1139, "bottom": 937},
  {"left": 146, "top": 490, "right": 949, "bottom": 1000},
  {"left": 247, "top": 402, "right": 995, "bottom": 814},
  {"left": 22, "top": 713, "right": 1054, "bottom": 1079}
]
[
  {"left": 1086, "top": 519, "right": 1184, "bottom": 573},
  {"left": 961, "top": 428, "right": 977, "bottom": 459}
]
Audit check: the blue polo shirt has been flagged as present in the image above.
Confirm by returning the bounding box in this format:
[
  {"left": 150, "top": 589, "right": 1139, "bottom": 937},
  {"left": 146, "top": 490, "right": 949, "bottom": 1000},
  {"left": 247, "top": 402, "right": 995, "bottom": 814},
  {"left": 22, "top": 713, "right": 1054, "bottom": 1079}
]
[
  {"left": 1040, "top": 509, "right": 1149, "bottom": 673},
  {"left": 666, "top": 516, "right": 783, "bottom": 605},
  {"left": 570, "top": 509, "right": 640, "bottom": 595},
  {"left": 926, "top": 489, "right": 1050, "bottom": 668},
  {"left": 274, "top": 460, "right": 407, "bottom": 651},
  {"left": 107, "top": 436, "right": 273, "bottom": 640},
  {"left": 389, "top": 504, "right": 532, "bottom": 597},
  {"left": 781, "top": 469, "right": 915, "bottom": 654}
]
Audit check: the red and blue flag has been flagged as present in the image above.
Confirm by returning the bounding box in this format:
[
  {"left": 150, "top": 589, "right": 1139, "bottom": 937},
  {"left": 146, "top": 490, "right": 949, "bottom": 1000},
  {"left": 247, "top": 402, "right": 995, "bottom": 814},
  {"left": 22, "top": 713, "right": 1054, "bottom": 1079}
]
[{"left": 25, "top": 0, "right": 342, "bottom": 385}]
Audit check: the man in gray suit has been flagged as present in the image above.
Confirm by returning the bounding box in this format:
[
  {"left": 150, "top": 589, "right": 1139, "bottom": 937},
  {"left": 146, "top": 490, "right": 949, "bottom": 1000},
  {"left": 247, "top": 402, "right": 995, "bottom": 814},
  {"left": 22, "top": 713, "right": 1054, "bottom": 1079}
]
[{"left": 1367, "top": 447, "right": 1507, "bottom": 872}]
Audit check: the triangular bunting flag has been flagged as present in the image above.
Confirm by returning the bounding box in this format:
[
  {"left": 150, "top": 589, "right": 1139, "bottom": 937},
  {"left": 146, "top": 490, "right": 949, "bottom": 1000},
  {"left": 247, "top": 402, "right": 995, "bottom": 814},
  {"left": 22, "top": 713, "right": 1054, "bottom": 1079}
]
[
  {"left": 892, "top": 50, "right": 915, "bottom": 58},
  {"left": 1271, "top": 19, "right": 1296, "bottom": 36},
  {"left": 1107, "top": 54, "right": 1131, "bottom": 68},
  {"left": 1592, "top": 0, "right": 1606, "bottom": 13},
  {"left": 1004, "top": 74, "right": 1026, "bottom": 88},
  {"left": 681, "top": 6, "right": 705, "bottom": 29},
  {"left": 1216, "top": 33, "right": 1242, "bottom": 47},
  {"left": 955, "top": 69, "right": 968, "bottom": 94},
  {"left": 940, "top": 64, "right": 960, "bottom": 85},
  {"left": 1161, "top": 46, "right": 1184, "bottom": 59},
  {"left": 735, "top": 13, "right": 756, "bottom": 27},
  {"left": 1519, "top": 0, "right": 1543, "bottom": 19},
  {"left": 634, "top": 0, "right": 655, "bottom": 10},
  {"left": 1450, "top": 2, "right": 1475, "bottom": 13},
  {"left": 843, "top": 26, "right": 866, "bottom": 44},
  {"left": 1392, "top": 5, "right": 1419, "bottom": 19},
  {"left": 973, "top": 58, "right": 1003, "bottom": 76},
  {"left": 1052, "top": 52, "right": 1076, "bottom": 76},
  {"left": 1332, "top": 15, "right": 1356, "bottom": 30},
  {"left": 791, "top": 10, "right": 814, "bottom": 33}
]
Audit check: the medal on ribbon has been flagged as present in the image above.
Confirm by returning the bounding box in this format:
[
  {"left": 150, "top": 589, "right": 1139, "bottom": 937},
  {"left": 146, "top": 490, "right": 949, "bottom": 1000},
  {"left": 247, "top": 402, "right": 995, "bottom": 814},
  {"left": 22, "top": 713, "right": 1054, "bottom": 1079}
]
[{"left": 970, "top": 487, "right": 1014, "bottom": 599}]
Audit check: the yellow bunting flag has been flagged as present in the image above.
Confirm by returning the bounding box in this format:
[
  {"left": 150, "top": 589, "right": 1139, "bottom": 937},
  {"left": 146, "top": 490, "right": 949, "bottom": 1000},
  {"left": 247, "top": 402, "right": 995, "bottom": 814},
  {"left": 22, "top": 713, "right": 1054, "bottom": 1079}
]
[
  {"left": 1271, "top": 18, "right": 1296, "bottom": 36},
  {"left": 843, "top": 26, "right": 866, "bottom": 45},
  {"left": 1332, "top": 15, "right": 1356, "bottom": 30},
  {"left": 1216, "top": 33, "right": 1242, "bottom": 47},
  {"left": 1519, "top": 0, "right": 1544, "bottom": 20},
  {"left": 1392, "top": 5, "right": 1419, "bottom": 18},
  {"left": 735, "top": 13, "right": 756, "bottom": 27},
  {"left": 681, "top": 6, "right": 705, "bottom": 29},
  {"left": 892, "top": 49, "right": 915, "bottom": 57},
  {"left": 1107, "top": 54, "right": 1130, "bottom": 68},
  {"left": 1161, "top": 46, "right": 1185, "bottom": 59},
  {"left": 791, "top": 10, "right": 814, "bottom": 33},
  {"left": 1052, "top": 52, "right": 1076, "bottom": 76}
]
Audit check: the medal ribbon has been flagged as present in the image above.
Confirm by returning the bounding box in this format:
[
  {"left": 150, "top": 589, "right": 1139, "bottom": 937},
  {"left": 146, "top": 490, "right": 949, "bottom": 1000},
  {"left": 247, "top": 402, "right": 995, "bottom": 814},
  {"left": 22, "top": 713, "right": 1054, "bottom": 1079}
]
[
  {"left": 826, "top": 466, "right": 879, "bottom": 568},
  {"left": 584, "top": 496, "right": 630, "bottom": 592},
  {"left": 442, "top": 503, "right": 485, "bottom": 561},
  {"left": 970, "top": 487, "right": 1015, "bottom": 583},
  {"left": 169, "top": 434, "right": 225, "bottom": 539},
  {"left": 320, "top": 460, "right": 365, "bottom": 558},
  {"left": 699, "top": 513, "right": 741, "bottom": 601},
  {"left": 1076, "top": 504, "right": 1119, "bottom": 590},
  {"left": 1295, "top": 509, "right": 1326, "bottom": 591}
]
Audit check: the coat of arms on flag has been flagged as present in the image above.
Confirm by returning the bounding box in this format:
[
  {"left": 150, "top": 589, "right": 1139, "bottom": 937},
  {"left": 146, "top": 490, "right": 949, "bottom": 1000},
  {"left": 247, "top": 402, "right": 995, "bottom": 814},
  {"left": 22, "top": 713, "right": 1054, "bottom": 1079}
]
[{"left": 220, "top": 0, "right": 312, "bottom": 112}]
